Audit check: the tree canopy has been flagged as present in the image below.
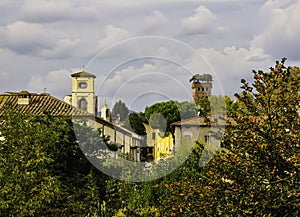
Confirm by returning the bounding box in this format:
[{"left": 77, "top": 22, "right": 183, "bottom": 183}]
[
  {"left": 144, "top": 100, "right": 198, "bottom": 134},
  {"left": 0, "top": 109, "right": 108, "bottom": 216},
  {"left": 112, "top": 100, "right": 129, "bottom": 122},
  {"left": 155, "top": 58, "right": 300, "bottom": 216},
  {"left": 124, "top": 112, "right": 147, "bottom": 136}
]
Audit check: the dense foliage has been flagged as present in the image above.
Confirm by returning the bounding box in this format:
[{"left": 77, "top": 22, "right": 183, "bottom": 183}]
[
  {"left": 156, "top": 58, "right": 299, "bottom": 216},
  {"left": 123, "top": 112, "right": 147, "bottom": 136},
  {"left": 112, "top": 100, "right": 129, "bottom": 122},
  {"left": 0, "top": 109, "right": 108, "bottom": 216},
  {"left": 144, "top": 100, "right": 198, "bottom": 134}
]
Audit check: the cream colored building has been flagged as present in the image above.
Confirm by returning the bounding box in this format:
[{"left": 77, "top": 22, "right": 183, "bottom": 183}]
[
  {"left": 171, "top": 116, "right": 228, "bottom": 154},
  {"left": 67, "top": 71, "right": 98, "bottom": 116},
  {"left": 63, "top": 70, "right": 143, "bottom": 161}
]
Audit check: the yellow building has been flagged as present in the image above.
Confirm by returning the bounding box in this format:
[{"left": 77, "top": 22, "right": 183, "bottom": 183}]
[
  {"left": 144, "top": 124, "right": 174, "bottom": 161},
  {"left": 71, "top": 71, "right": 98, "bottom": 115}
]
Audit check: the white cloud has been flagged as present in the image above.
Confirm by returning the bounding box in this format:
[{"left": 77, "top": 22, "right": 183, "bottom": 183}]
[
  {"left": 251, "top": 0, "right": 300, "bottom": 60},
  {"left": 96, "top": 25, "right": 131, "bottom": 51},
  {"left": 28, "top": 69, "right": 71, "bottom": 97},
  {"left": 97, "top": 59, "right": 194, "bottom": 110},
  {"left": 143, "top": 10, "right": 168, "bottom": 32},
  {"left": 181, "top": 5, "right": 221, "bottom": 35},
  {"left": 192, "top": 46, "right": 273, "bottom": 96}
]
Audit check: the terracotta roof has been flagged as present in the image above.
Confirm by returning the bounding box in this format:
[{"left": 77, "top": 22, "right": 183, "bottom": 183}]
[
  {"left": 71, "top": 71, "right": 96, "bottom": 78},
  {"left": 171, "top": 116, "right": 235, "bottom": 126},
  {"left": 0, "top": 92, "right": 91, "bottom": 117}
]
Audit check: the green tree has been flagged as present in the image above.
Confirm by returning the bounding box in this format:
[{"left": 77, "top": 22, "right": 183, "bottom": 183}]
[
  {"left": 104, "top": 177, "right": 160, "bottom": 216},
  {"left": 144, "top": 100, "right": 197, "bottom": 134},
  {"left": 195, "top": 96, "right": 211, "bottom": 116},
  {"left": 124, "top": 112, "right": 146, "bottom": 136},
  {"left": 209, "top": 95, "right": 227, "bottom": 115},
  {"left": 112, "top": 100, "right": 129, "bottom": 122},
  {"left": 198, "top": 58, "right": 300, "bottom": 215},
  {"left": 0, "top": 109, "right": 108, "bottom": 216},
  {"left": 0, "top": 110, "right": 64, "bottom": 216}
]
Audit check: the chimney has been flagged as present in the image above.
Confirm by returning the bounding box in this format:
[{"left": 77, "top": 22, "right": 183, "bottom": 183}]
[{"left": 18, "top": 91, "right": 31, "bottom": 105}]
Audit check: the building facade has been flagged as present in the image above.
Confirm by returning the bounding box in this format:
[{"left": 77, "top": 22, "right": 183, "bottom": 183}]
[
  {"left": 70, "top": 71, "right": 98, "bottom": 115},
  {"left": 171, "top": 116, "right": 227, "bottom": 154},
  {"left": 144, "top": 124, "right": 174, "bottom": 161}
]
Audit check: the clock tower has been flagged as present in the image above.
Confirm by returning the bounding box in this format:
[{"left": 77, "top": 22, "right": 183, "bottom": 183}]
[{"left": 71, "top": 71, "right": 97, "bottom": 115}]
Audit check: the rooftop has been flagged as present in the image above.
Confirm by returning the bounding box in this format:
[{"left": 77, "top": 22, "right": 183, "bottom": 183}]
[
  {"left": 0, "top": 91, "right": 91, "bottom": 117},
  {"left": 171, "top": 115, "right": 235, "bottom": 126},
  {"left": 71, "top": 71, "right": 96, "bottom": 78}
]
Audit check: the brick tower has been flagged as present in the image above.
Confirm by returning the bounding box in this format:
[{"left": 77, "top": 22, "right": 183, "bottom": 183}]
[{"left": 190, "top": 74, "right": 212, "bottom": 104}]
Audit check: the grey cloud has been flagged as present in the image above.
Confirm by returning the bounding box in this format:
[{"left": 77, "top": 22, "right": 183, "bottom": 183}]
[
  {"left": 180, "top": 5, "right": 221, "bottom": 35},
  {"left": 22, "top": 0, "right": 74, "bottom": 23},
  {"left": 196, "top": 46, "right": 274, "bottom": 97},
  {"left": 22, "top": 0, "right": 98, "bottom": 23},
  {"left": 0, "top": 20, "right": 99, "bottom": 59},
  {"left": 0, "top": 21, "right": 54, "bottom": 55},
  {"left": 251, "top": 0, "right": 300, "bottom": 60},
  {"left": 1, "top": 0, "right": 298, "bottom": 109}
]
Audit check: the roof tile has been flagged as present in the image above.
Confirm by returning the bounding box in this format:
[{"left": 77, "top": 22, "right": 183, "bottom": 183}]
[{"left": 0, "top": 92, "right": 91, "bottom": 117}]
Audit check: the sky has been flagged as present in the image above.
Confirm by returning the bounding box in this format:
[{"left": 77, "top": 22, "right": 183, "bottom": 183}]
[{"left": 0, "top": 0, "right": 300, "bottom": 111}]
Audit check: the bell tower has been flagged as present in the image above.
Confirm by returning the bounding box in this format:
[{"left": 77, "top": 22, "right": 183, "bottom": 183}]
[
  {"left": 190, "top": 73, "right": 212, "bottom": 104},
  {"left": 71, "top": 71, "right": 98, "bottom": 115}
]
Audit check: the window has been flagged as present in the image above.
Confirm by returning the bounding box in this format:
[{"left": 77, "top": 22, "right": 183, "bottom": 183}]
[
  {"left": 78, "top": 97, "right": 88, "bottom": 111},
  {"left": 78, "top": 82, "right": 87, "bottom": 89},
  {"left": 152, "top": 132, "right": 156, "bottom": 140},
  {"left": 204, "top": 135, "right": 210, "bottom": 143}
]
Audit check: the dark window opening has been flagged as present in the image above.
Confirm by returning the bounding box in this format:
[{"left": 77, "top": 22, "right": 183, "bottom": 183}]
[
  {"left": 204, "top": 135, "right": 210, "bottom": 143},
  {"left": 152, "top": 132, "right": 156, "bottom": 140},
  {"left": 78, "top": 97, "right": 88, "bottom": 111}
]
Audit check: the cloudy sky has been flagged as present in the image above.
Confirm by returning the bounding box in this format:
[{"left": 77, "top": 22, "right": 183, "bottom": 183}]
[{"left": 0, "top": 0, "right": 299, "bottom": 111}]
